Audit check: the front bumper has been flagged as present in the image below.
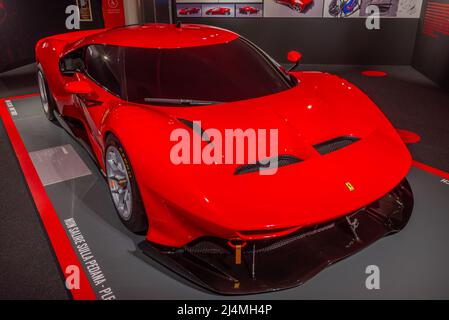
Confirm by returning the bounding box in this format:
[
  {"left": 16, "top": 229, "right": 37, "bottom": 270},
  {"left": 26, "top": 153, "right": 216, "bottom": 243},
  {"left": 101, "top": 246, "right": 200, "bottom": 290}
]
[{"left": 140, "top": 179, "right": 413, "bottom": 295}]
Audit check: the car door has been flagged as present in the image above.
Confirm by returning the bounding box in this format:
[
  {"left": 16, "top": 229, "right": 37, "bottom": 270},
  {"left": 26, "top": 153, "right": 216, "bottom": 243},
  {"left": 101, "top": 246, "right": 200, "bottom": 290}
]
[{"left": 76, "top": 44, "right": 124, "bottom": 152}]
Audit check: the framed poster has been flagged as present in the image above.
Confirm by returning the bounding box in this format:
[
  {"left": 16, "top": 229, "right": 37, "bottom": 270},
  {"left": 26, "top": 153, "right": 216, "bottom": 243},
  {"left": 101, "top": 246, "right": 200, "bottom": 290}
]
[
  {"left": 77, "top": 0, "right": 93, "bottom": 21},
  {"left": 263, "top": 0, "right": 325, "bottom": 17}
]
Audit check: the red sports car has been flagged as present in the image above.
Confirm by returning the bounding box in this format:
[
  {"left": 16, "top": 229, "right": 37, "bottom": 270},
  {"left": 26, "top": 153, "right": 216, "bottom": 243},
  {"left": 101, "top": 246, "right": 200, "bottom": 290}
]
[
  {"left": 35, "top": 24, "right": 413, "bottom": 294},
  {"left": 276, "top": 0, "right": 314, "bottom": 12},
  {"left": 178, "top": 7, "right": 200, "bottom": 15},
  {"left": 205, "top": 7, "right": 231, "bottom": 15},
  {"left": 239, "top": 6, "right": 260, "bottom": 14}
]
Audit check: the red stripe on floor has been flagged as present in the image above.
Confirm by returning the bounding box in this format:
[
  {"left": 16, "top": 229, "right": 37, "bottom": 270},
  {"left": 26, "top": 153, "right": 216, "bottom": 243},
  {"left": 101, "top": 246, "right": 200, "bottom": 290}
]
[
  {"left": 0, "top": 96, "right": 96, "bottom": 300},
  {"left": 2, "top": 93, "right": 39, "bottom": 101},
  {"left": 413, "top": 160, "right": 449, "bottom": 180},
  {"left": 361, "top": 70, "right": 387, "bottom": 77},
  {"left": 396, "top": 129, "right": 421, "bottom": 144}
]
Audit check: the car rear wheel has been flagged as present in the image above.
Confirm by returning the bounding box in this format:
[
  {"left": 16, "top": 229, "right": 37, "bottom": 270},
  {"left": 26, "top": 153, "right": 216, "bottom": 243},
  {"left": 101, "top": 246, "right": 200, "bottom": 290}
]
[
  {"left": 105, "top": 135, "right": 148, "bottom": 234},
  {"left": 37, "top": 66, "right": 56, "bottom": 121}
]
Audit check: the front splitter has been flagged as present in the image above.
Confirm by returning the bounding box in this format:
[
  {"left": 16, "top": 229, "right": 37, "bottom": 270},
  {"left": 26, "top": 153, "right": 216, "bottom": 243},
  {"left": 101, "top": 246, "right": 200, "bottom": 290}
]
[{"left": 141, "top": 179, "right": 414, "bottom": 295}]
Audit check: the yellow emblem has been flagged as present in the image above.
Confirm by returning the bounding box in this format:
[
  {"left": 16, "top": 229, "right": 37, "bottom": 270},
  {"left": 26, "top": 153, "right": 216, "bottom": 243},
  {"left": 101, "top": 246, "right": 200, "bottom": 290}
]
[{"left": 345, "top": 182, "right": 355, "bottom": 192}]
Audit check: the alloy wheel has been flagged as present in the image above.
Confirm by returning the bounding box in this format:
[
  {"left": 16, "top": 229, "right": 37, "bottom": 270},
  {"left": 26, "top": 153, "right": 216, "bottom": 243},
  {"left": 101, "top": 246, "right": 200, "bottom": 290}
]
[{"left": 106, "top": 146, "right": 133, "bottom": 221}]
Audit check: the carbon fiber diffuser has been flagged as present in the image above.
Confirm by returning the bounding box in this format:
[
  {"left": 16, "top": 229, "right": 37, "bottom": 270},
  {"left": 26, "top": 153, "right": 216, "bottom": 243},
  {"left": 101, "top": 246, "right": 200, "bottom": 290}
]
[{"left": 140, "top": 179, "right": 413, "bottom": 295}]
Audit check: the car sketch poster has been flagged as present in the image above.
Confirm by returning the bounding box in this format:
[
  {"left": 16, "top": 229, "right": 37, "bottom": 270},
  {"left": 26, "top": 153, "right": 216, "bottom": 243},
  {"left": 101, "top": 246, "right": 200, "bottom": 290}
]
[
  {"left": 264, "top": 0, "right": 324, "bottom": 17},
  {"left": 174, "top": 0, "right": 423, "bottom": 18},
  {"left": 176, "top": 0, "right": 264, "bottom": 18},
  {"left": 322, "top": 0, "right": 423, "bottom": 18}
]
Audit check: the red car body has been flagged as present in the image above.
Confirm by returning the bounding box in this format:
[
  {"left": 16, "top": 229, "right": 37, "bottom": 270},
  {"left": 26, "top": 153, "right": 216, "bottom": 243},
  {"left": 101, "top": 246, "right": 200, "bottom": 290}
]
[
  {"left": 35, "top": 24, "right": 412, "bottom": 293},
  {"left": 239, "top": 6, "right": 260, "bottom": 14},
  {"left": 205, "top": 7, "right": 231, "bottom": 15},
  {"left": 276, "top": 0, "right": 314, "bottom": 12},
  {"left": 178, "top": 7, "right": 200, "bottom": 15}
]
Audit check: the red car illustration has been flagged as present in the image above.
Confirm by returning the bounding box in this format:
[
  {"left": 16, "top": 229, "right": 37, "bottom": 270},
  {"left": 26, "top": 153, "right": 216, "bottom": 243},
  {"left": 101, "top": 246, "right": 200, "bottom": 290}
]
[
  {"left": 178, "top": 7, "right": 200, "bottom": 15},
  {"left": 205, "top": 7, "right": 231, "bottom": 15},
  {"left": 35, "top": 24, "right": 413, "bottom": 294},
  {"left": 276, "top": 0, "right": 314, "bottom": 12},
  {"left": 239, "top": 6, "right": 261, "bottom": 14}
]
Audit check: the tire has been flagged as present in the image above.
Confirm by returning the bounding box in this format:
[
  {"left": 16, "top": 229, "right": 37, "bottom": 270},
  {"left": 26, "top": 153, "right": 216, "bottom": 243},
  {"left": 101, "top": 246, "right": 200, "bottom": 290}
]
[
  {"left": 37, "top": 65, "right": 56, "bottom": 121},
  {"left": 105, "top": 134, "right": 149, "bottom": 234},
  {"left": 293, "top": 4, "right": 303, "bottom": 12}
]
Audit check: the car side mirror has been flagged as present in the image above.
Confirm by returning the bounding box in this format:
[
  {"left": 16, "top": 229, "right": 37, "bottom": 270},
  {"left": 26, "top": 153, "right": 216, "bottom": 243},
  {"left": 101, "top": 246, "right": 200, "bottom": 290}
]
[
  {"left": 287, "top": 50, "right": 302, "bottom": 72},
  {"left": 65, "top": 81, "right": 93, "bottom": 95}
]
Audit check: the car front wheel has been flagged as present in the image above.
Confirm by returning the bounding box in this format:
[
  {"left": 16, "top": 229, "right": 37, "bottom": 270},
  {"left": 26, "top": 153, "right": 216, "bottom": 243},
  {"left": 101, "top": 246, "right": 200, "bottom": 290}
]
[
  {"left": 37, "top": 66, "right": 56, "bottom": 121},
  {"left": 105, "top": 134, "right": 148, "bottom": 234}
]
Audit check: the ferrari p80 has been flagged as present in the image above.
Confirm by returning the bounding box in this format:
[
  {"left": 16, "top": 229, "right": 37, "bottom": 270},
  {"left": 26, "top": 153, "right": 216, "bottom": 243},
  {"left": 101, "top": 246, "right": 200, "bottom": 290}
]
[{"left": 35, "top": 24, "right": 413, "bottom": 294}]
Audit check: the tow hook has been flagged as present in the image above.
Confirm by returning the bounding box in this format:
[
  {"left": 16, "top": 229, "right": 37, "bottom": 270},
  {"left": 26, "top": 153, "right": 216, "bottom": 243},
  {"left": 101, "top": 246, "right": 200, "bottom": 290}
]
[{"left": 227, "top": 239, "right": 247, "bottom": 265}]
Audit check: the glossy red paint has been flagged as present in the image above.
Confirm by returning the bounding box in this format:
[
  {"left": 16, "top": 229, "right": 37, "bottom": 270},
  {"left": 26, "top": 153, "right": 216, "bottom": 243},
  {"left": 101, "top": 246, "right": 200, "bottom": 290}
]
[
  {"left": 46, "top": 24, "right": 239, "bottom": 53},
  {"left": 65, "top": 80, "right": 94, "bottom": 94},
  {"left": 275, "top": 0, "right": 314, "bottom": 12},
  {"left": 35, "top": 24, "right": 412, "bottom": 248}
]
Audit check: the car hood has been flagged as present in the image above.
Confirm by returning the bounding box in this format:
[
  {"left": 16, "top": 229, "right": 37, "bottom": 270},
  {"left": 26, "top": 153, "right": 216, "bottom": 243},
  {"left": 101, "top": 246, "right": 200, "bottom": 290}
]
[
  {"left": 163, "top": 72, "right": 389, "bottom": 161},
  {"left": 137, "top": 72, "right": 412, "bottom": 235}
]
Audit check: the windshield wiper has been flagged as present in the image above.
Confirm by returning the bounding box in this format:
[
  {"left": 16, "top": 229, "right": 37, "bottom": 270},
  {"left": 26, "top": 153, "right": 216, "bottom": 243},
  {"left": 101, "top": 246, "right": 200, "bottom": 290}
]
[{"left": 144, "top": 98, "right": 220, "bottom": 106}]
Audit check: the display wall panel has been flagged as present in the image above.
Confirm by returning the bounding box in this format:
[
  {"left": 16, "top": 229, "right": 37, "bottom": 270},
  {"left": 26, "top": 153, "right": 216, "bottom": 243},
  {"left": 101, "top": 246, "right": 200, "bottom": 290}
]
[
  {"left": 413, "top": 0, "right": 449, "bottom": 89},
  {"left": 174, "top": 16, "right": 419, "bottom": 64},
  {"left": 0, "top": 0, "right": 104, "bottom": 73},
  {"left": 174, "top": 0, "right": 424, "bottom": 17}
]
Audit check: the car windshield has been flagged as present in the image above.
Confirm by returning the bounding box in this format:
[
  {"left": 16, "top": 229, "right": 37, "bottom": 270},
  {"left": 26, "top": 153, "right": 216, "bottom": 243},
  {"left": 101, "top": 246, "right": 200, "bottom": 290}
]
[{"left": 123, "top": 38, "right": 294, "bottom": 106}]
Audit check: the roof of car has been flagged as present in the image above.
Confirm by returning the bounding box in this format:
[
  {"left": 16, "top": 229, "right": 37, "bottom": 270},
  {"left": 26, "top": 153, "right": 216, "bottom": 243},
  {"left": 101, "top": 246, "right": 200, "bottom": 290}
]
[{"left": 79, "top": 23, "right": 239, "bottom": 49}]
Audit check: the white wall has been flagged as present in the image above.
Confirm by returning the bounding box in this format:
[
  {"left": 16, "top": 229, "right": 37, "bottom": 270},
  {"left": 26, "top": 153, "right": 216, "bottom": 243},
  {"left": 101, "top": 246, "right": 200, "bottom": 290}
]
[{"left": 123, "top": 0, "right": 141, "bottom": 25}]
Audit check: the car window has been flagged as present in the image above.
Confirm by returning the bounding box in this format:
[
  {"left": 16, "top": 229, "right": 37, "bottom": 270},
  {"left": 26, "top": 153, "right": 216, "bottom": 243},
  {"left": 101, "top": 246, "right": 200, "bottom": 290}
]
[
  {"left": 123, "top": 38, "right": 292, "bottom": 105},
  {"left": 60, "top": 48, "right": 84, "bottom": 74},
  {"left": 84, "top": 45, "right": 122, "bottom": 96}
]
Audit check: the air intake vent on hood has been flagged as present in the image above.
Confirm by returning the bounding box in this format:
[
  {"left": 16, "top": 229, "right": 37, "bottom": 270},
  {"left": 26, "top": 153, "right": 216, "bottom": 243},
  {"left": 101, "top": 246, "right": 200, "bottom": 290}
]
[
  {"left": 177, "top": 118, "right": 211, "bottom": 143},
  {"left": 314, "top": 136, "right": 360, "bottom": 155},
  {"left": 234, "top": 155, "right": 302, "bottom": 175}
]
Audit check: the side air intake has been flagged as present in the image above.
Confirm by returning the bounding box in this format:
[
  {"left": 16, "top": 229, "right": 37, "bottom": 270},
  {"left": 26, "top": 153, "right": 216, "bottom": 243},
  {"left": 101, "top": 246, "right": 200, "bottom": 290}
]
[
  {"left": 234, "top": 155, "right": 302, "bottom": 175},
  {"left": 314, "top": 136, "right": 360, "bottom": 155}
]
